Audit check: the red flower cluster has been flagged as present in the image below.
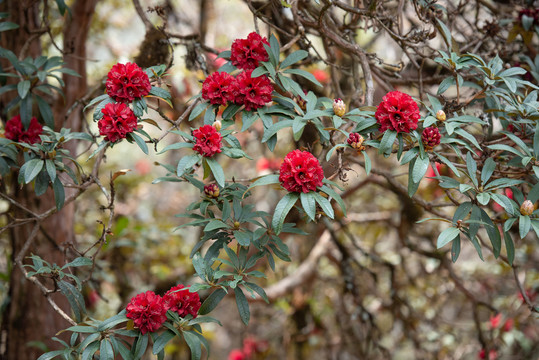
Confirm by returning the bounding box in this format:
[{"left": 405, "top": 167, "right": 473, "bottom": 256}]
[
  {"left": 202, "top": 72, "right": 238, "bottom": 105},
  {"left": 106, "top": 62, "right": 151, "bottom": 103},
  {"left": 126, "top": 285, "right": 201, "bottom": 334},
  {"left": 347, "top": 132, "right": 365, "bottom": 150},
  {"left": 163, "top": 284, "right": 201, "bottom": 318},
  {"left": 204, "top": 183, "right": 220, "bottom": 198},
  {"left": 193, "top": 124, "right": 223, "bottom": 157},
  {"left": 126, "top": 291, "right": 167, "bottom": 335},
  {"left": 421, "top": 127, "right": 441, "bottom": 149},
  {"left": 375, "top": 91, "right": 420, "bottom": 133},
  {"left": 98, "top": 103, "right": 138, "bottom": 143},
  {"left": 235, "top": 70, "right": 273, "bottom": 111},
  {"left": 279, "top": 150, "right": 324, "bottom": 193},
  {"left": 231, "top": 32, "right": 269, "bottom": 70},
  {"left": 4, "top": 115, "right": 43, "bottom": 144}
]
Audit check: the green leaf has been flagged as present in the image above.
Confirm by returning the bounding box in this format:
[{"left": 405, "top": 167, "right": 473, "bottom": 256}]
[
  {"left": 81, "top": 341, "right": 99, "bottom": 360},
  {"left": 272, "top": 193, "right": 299, "bottom": 235},
  {"left": 246, "top": 174, "right": 280, "bottom": 192},
  {"left": 182, "top": 331, "right": 202, "bottom": 360},
  {"left": 451, "top": 234, "right": 461, "bottom": 263},
  {"left": 282, "top": 68, "right": 322, "bottom": 87},
  {"left": 129, "top": 132, "right": 149, "bottom": 154},
  {"left": 177, "top": 154, "right": 200, "bottom": 177},
  {"left": 234, "top": 287, "right": 250, "bottom": 325},
  {"left": 476, "top": 192, "right": 490, "bottom": 206},
  {"left": 205, "top": 157, "right": 225, "bottom": 187},
  {"left": 280, "top": 49, "right": 308, "bottom": 69},
  {"left": 504, "top": 231, "right": 514, "bottom": 266},
  {"left": 152, "top": 330, "right": 176, "bottom": 355},
  {"left": 378, "top": 130, "right": 397, "bottom": 155},
  {"left": 61, "top": 257, "right": 92, "bottom": 269},
  {"left": 36, "top": 95, "right": 54, "bottom": 128},
  {"left": 199, "top": 288, "right": 227, "bottom": 315},
  {"left": 189, "top": 101, "right": 208, "bottom": 121},
  {"left": 133, "top": 333, "right": 149, "bottom": 360},
  {"left": 17, "top": 80, "right": 31, "bottom": 99},
  {"left": 37, "top": 350, "right": 66, "bottom": 360},
  {"left": 480, "top": 208, "right": 500, "bottom": 258},
  {"left": 412, "top": 155, "right": 429, "bottom": 183},
  {"left": 44, "top": 159, "right": 56, "bottom": 183},
  {"left": 22, "top": 159, "right": 44, "bottom": 184},
  {"left": 300, "top": 192, "right": 316, "bottom": 221},
  {"left": 481, "top": 158, "right": 496, "bottom": 185},
  {"left": 491, "top": 193, "right": 515, "bottom": 216},
  {"left": 234, "top": 230, "right": 251, "bottom": 246},
  {"left": 313, "top": 192, "right": 334, "bottom": 219},
  {"left": 519, "top": 215, "right": 531, "bottom": 239},
  {"left": 466, "top": 152, "right": 478, "bottom": 187},
  {"left": 436, "top": 227, "right": 460, "bottom": 249},
  {"left": 204, "top": 219, "right": 228, "bottom": 232},
  {"left": 0, "top": 22, "right": 19, "bottom": 32},
  {"left": 99, "top": 339, "right": 114, "bottom": 360},
  {"left": 52, "top": 177, "right": 65, "bottom": 210}
]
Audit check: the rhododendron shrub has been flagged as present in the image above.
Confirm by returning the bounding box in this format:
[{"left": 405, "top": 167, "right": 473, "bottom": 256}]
[{"left": 2, "top": 3, "right": 539, "bottom": 360}]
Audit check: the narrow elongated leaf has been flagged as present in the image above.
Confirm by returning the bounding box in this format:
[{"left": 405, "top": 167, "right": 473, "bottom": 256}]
[
  {"left": 177, "top": 154, "right": 200, "bottom": 177},
  {"left": 466, "top": 152, "right": 478, "bottom": 187},
  {"left": 300, "top": 192, "right": 316, "bottom": 221},
  {"left": 205, "top": 157, "right": 225, "bottom": 187},
  {"left": 234, "top": 287, "right": 250, "bottom": 325},
  {"left": 480, "top": 208, "right": 501, "bottom": 258},
  {"left": 481, "top": 158, "right": 496, "bottom": 185},
  {"left": 53, "top": 177, "right": 65, "bottom": 210},
  {"left": 99, "top": 339, "right": 114, "bottom": 360},
  {"left": 519, "top": 215, "right": 531, "bottom": 239},
  {"left": 436, "top": 227, "right": 460, "bottom": 248},
  {"left": 451, "top": 234, "right": 461, "bottom": 263},
  {"left": 152, "top": 330, "right": 176, "bottom": 355},
  {"left": 23, "top": 159, "right": 44, "bottom": 184},
  {"left": 313, "top": 192, "right": 334, "bottom": 219},
  {"left": 378, "top": 130, "right": 397, "bottom": 155},
  {"left": 199, "top": 288, "right": 227, "bottom": 315},
  {"left": 504, "top": 231, "right": 515, "bottom": 266},
  {"left": 412, "top": 155, "right": 429, "bottom": 183},
  {"left": 271, "top": 193, "right": 299, "bottom": 235},
  {"left": 183, "top": 331, "right": 202, "bottom": 360}
]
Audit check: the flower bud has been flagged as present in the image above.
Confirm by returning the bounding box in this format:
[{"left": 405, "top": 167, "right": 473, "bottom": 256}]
[
  {"left": 333, "top": 98, "right": 346, "bottom": 117},
  {"left": 204, "top": 183, "right": 220, "bottom": 198},
  {"left": 421, "top": 126, "right": 441, "bottom": 150},
  {"left": 436, "top": 109, "right": 446, "bottom": 122},
  {"left": 212, "top": 120, "right": 222, "bottom": 132},
  {"left": 520, "top": 200, "right": 534, "bottom": 216},
  {"left": 347, "top": 132, "right": 365, "bottom": 151}
]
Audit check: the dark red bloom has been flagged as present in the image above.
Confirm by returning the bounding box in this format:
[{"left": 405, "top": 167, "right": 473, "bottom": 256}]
[
  {"left": 204, "top": 183, "right": 220, "bottom": 197},
  {"left": 375, "top": 91, "right": 420, "bottom": 133},
  {"left": 98, "top": 102, "right": 138, "bottom": 143},
  {"left": 202, "top": 72, "right": 238, "bottom": 105},
  {"left": 106, "top": 62, "right": 151, "bottom": 103},
  {"left": 279, "top": 150, "right": 324, "bottom": 193},
  {"left": 192, "top": 124, "right": 223, "bottom": 157},
  {"left": 421, "top": 127, "right": 441, "bottom": 148},
  {"left": 235, "top": 70, "right": 273, "bottom": 111},
  {"left": 126, "top": 291, "right": 167, "bottom": 334},
  {"left": 163, "top": 284, "right": 201, "bottom": 318},
  {"left": 4, "top": 115, "right": 43, "bottom": 144},
  {"left": 231, "top": 32, "right": 269, "bottom": 70}
]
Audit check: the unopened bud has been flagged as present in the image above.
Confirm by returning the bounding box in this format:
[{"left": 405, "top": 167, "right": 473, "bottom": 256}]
[
  {"left": 233, "top": 221, "right": 240, "bottom": 229},
  {"left": 204, "top": 183, "right": 220, "bottom": 198},
  {"left": 436, "top": 110, "right": 446, "bottom": 122},
  {"left": 520, "top": 200, "right": 534, "bottom": 216},
  {"left": 333, "top": 99, "right": 346, "bottom": 117},
  {"left": 347, "top": 133, "right": 365, "bottom": 151},
  {"left": 213, "top": 120, "right": 222, "bottom": 132}
]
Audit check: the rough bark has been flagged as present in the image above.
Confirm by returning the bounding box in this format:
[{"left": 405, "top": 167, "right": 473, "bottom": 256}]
[{"left": 0, "top": 1, "right": 98, "bottom": 359}]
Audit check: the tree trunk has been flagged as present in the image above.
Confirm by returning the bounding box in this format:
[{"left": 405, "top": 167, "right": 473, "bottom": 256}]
[{"left": 0, "top": 1, "right": 98, "bottom": 359}]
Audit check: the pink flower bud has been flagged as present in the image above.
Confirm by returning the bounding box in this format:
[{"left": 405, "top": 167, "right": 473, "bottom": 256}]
[
  {"left": 520, "top": 200, "right": 534, "bottom": 216},
  {"left": 436, "top": 109, "right": 446, "bottom": 122}
]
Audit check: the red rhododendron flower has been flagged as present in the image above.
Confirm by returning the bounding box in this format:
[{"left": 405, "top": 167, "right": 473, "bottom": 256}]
[
  {"left": 235, "top": 70, "right": 273, "bottom": 111},
  {"left": 279, "top": 150, "right": 324, "bottom": 193},
  {"left": 375, "top": 91, "right": 420, "bottom": 133},
  {"left": 98, "top": 102, "right": 138, "bottom": 143},
  {"left": 4, "top": 115, "right": 43, "bottom": 144},
  {"left": 422, "top": 127, "right": 441, "bottom": 148},
  {"left": 228, "top": 349, "right": 246, "bottom": 360},
  {"left": 126, "top": 291, "right": 167, "bottom": 334},
  {"left": 231, "top": 32, "right": 269, "bottom": 70},
  {"left": 489, "top": 313, "right": 502, "bottom": 329},
  {"left": 202, "top": 72, "right": 238, "bottom": 105},
  {"left": 163, "top": 284, "right": 201, "bottom": 318},
  {"left": 106, "top": 62, "right": 151, "bottom": 103},
  {"left": 192, "top": 124, "right": 223, "bottom": 157}
]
